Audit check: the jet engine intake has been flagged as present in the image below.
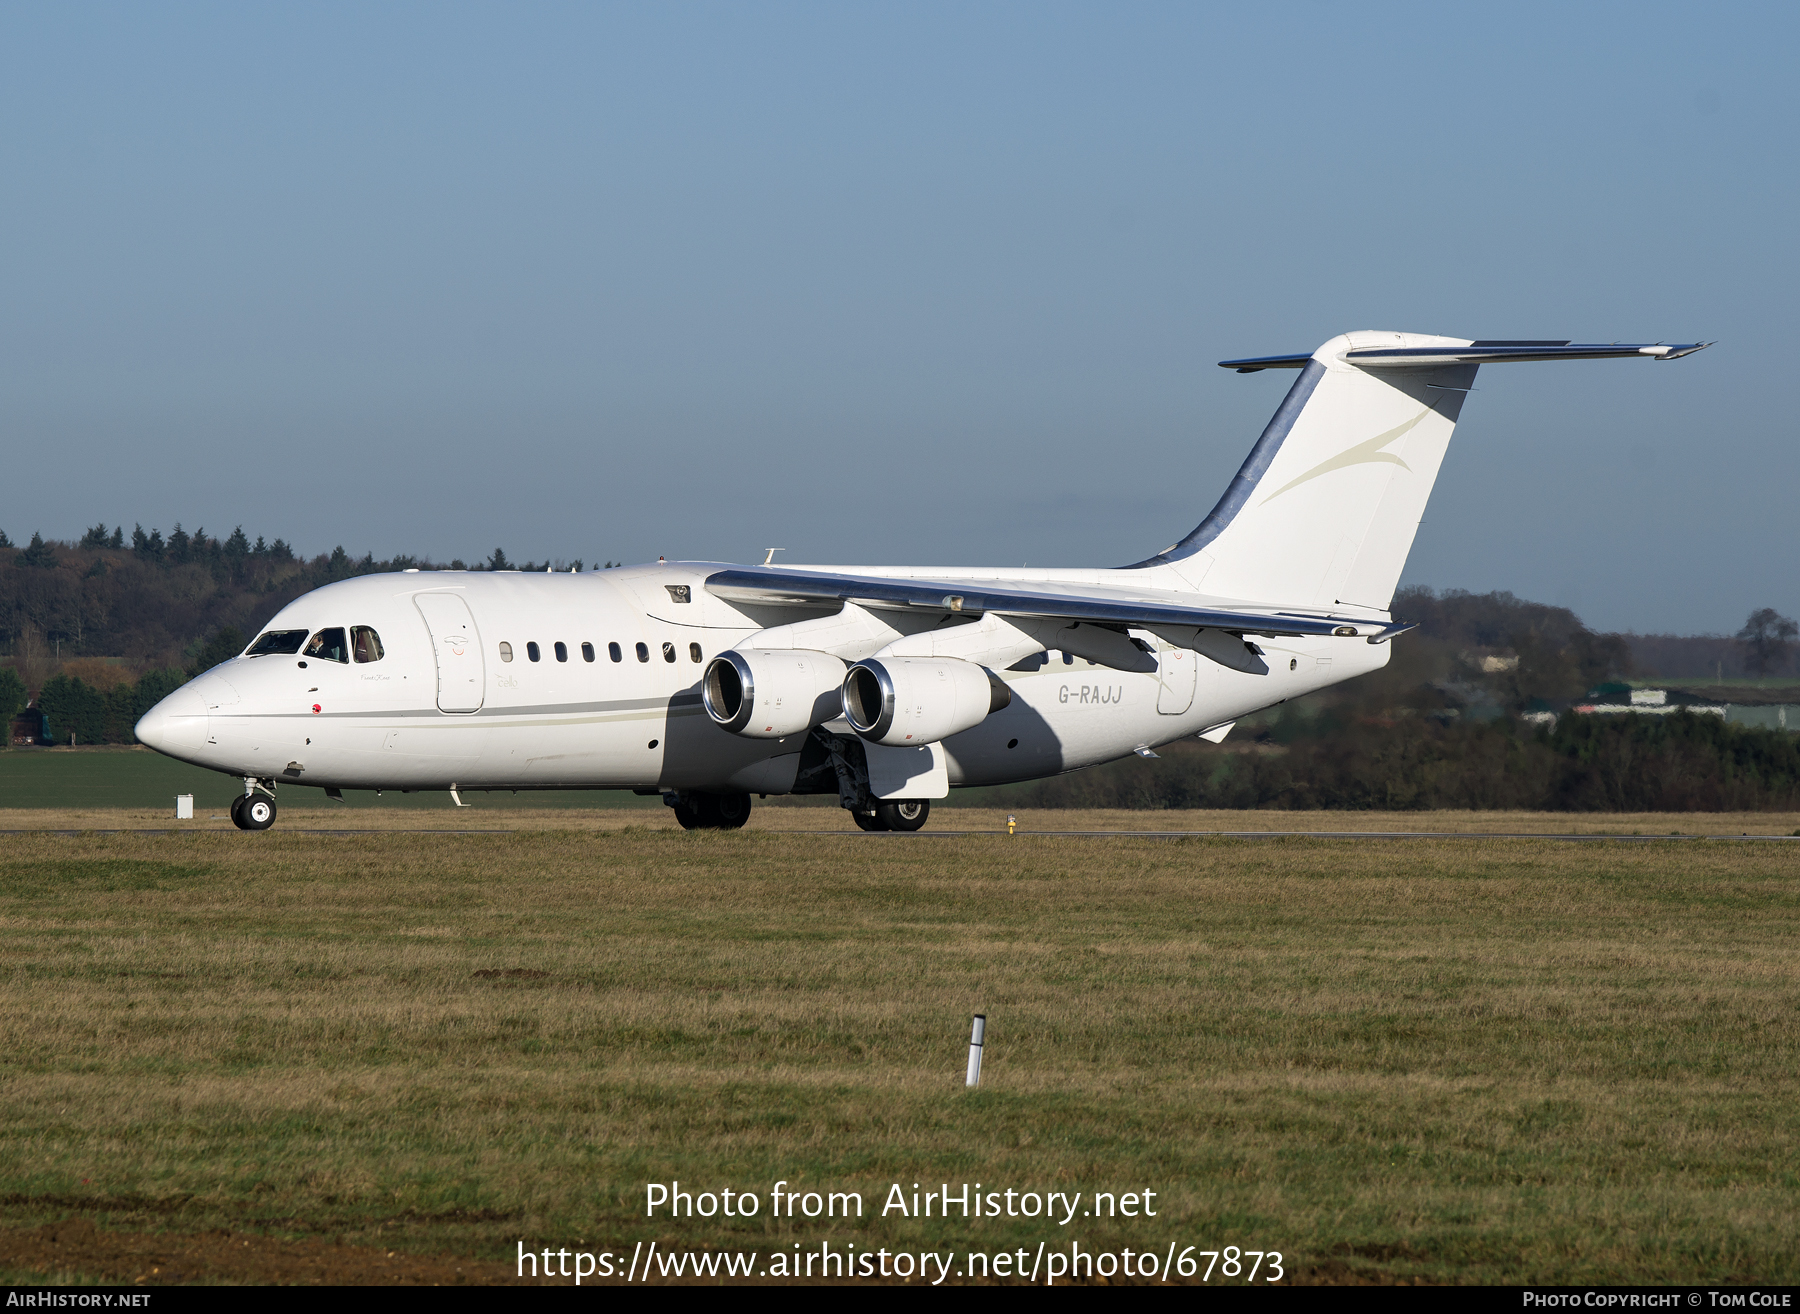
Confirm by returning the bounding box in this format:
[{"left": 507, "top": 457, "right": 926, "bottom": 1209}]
[
  {"left": 703, "top": 648, "right": 847, "bottom": 738},
  {"left": 841, "top": 657, "right": 1011, "bottom": 747}
]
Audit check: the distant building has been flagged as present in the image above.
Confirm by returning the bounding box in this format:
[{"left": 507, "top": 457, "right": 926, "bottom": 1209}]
[
  {"left": 1573, "top": 685, "right": 1796, "bottom": 731},
  {"left": 1573, "top": 697, "right": 1726, "bottom": 718},
  {"left": 1724, "top": 704, "right": 1796, "bottom": 731},
  {"left": 1666, "top": 683, "right": 1799, "bottom": 731},
  {"left": 9, "top": 705, "right": 50, "bottom": 745},
  {"left": 1460, "top": 648, "right": 1520, "bottom": 674}
]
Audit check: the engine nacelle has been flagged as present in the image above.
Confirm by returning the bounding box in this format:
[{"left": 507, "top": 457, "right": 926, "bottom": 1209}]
[
  {"left": 840, "top": 657, "right": 1011, "bottom": 746},
  {"left": 703, "top": 648, "right": 848, "bottom": 738}
]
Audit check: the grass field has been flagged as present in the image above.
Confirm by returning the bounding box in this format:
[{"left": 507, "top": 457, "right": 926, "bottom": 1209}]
[
  {"left": 0, "top": 746, "right": 659, "bottom": 811},
  {"left": 1, "top": 816, "right": 1797, "bottom": 1285}
]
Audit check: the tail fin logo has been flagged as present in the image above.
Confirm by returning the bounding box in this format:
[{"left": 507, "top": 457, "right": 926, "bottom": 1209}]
[{"left": 1258, "top": 406, "right": 1433, "bottom": 505}]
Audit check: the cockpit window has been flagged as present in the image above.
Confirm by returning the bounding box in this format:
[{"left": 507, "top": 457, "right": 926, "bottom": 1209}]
[
  {"left": 304, "top": 628, "right": 350, "bottom": 663},
  {"left": 245, "top": 629, "right": 309, "bottom": 657},
  {"left": 352, "top": 626, "right": 384, "bottom": 663}
]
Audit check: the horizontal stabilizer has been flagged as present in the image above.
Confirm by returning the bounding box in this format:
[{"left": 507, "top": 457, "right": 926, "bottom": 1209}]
[
  {"left": 1342, "top": 341, "right": 1711, "bottom": 367},
  {"left": 1221, "top": 340, "right": 1710, "bottom": 371},
  {"left": 1219, "top": 352, "right": 1315, "bottom": 373}
]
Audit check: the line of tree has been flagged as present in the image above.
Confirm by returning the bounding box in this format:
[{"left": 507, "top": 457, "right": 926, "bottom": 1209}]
[
  {"left": 1350, "top": 588, "right": 1794, "bottom": 711},
  {"left": 0, "top": 668, "right": 24, "bottom": 741},
  {"left": 0, "top": 623, "right": 253, "bottom": 745},
  {"left": 1626, "top": 610, "right": 1800, "bottom": 680},
  {"left": 14, "top": 669, "right": 188, "bottom": 747},
  {"left": 1738, "top": 608, "right": 1800, "bottom": 676},
  {"left": 0, "top": 524, "right": 617, "bottom": 685},
  {"left": 997, "top": 710, "right": 1800, "bottom": 812},
  {"left": 984, "top": 586, "right": 1799, "bottom": 812}
]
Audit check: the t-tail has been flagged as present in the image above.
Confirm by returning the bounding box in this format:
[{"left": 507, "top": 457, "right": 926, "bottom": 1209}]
[{"left": 1132, "top": 332, "right": 1709, "bottom": 611}]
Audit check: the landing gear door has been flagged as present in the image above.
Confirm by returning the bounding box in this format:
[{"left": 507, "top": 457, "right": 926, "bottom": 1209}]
[
  {"left": 866, "top": 741, "right": 949, "bottom": 800},
  {"left": 415, "top": 593, "right": 485, "bottom": 713},
  {"left": 1156, "top": 640, "right": 1196, "bottom": 715}
]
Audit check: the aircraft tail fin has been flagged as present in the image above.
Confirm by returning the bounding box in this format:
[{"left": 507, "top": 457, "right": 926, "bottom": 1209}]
[{"left": 1134, "top": 331, "right": 1707, "bottom": 611}]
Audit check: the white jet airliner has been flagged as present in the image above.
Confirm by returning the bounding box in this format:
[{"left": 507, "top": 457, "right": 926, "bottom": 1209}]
[{"left": 136, "top": 332, "right": 1707, "bottom": 831}]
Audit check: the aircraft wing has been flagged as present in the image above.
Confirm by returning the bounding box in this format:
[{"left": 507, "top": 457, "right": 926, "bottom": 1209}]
[{"left": 702, "top": 565, "right": 1411, "bottom": 641}]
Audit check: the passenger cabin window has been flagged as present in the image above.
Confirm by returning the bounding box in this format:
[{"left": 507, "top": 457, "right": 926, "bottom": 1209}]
[
  {"left": 246, "top": 629, "right": 308, "bottom": 657},
  {"left": 609, "top": 642, "right": 622, "bottom": 663},
  {"left": 554, "top": 641, "right": 568, "bottom": 662},
  {"left": 689, "top": 642, "right": 702, "bottom": 663},
  {"left": 352, "top": 626, "right": 384, "bottom": 663},
  {"left": 635, "top": 642, "right": 649, "bottom": 663},
  {"left": 304, "top": 628, "right": 349, "bottom": 663},
  {"left": 581, "top": 642, "right": 595, "bottom": 662},
  {"left": 499, "top": 642, "right": 514, "bottom": 662},
  {"left": 662, "top": 642, "right": 676, "bottom": 663},
  {"left": 527, "top": 642, "right": 541, "bottom": 662}
]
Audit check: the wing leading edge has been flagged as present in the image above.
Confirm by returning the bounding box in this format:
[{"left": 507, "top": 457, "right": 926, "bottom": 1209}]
[{"left": 703, "top": 565, "right": 1412, "bottom": 642}]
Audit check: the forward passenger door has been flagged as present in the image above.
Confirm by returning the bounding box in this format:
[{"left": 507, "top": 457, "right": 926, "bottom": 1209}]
[{"left": 415, "top": 593, "right": 486, "bottom": 713}]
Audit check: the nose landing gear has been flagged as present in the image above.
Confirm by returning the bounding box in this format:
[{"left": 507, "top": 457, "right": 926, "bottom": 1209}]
[{"left": 231, "top": 780, "right": 278, "bottom": 831}]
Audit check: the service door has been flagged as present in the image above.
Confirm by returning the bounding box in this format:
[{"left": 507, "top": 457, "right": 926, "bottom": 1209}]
[
  {"left": 415, "top": 593, "right": 485, "bottom": 713},
  {"left": 1156, "top": 642, "right": 1196, "bottom": 715}
]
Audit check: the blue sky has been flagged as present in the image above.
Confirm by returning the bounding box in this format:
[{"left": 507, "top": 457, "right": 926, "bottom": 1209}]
[{"left": 2, "top": 2, "right": 1792, "bottom": 634}]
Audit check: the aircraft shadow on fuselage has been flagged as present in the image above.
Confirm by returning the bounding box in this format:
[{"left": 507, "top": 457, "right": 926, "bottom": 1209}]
[
  {"left": 656, "top": 684, "right": 814, "bottom": 795},
  {"left": 655, "top": 666, "right": 1072, "bottom": 798},
  {"left": 943, "top": 683, "right": 1067, "bottom": 788}
]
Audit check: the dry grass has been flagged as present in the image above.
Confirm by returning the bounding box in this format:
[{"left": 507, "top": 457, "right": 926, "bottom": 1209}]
[{"left": 1, "top": 824, "right": 1797, "bottom": 1284}]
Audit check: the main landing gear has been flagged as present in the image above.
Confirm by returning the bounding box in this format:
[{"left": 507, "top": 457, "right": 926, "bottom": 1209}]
[
  {"left": 852, "top": 800, "right": 931, "bottom": 832},
  {"left": 668, "top": 791, "right": 753, "bottom": 831},
  {"left": 799, "top": 729, "right": 932, "bottom": 832},
  {"left": 231, "top": 781, "right": 278, "bottom": 831}
]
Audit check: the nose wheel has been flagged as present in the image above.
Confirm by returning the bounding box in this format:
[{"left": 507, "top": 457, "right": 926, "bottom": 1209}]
[{"left": 231, "top": 793, "right": 277, "bottom": 831}]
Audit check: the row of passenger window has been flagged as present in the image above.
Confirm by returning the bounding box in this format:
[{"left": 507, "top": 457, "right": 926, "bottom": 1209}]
[{"left": 498, "top": 640, "right": 704, "bottom": 665}]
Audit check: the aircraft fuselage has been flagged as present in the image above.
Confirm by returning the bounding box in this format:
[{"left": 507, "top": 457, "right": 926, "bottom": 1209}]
[{"left": 137, "top": 564, "right": 1386, "bottom": 799}]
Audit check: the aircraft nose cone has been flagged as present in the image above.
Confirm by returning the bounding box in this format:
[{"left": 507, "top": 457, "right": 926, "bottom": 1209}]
[
  {"left": 135, "top": 684, "right": 210, "bottom": 756},
  {"left": 190, "top": 671, "right": 241, "bottom": 708}
]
